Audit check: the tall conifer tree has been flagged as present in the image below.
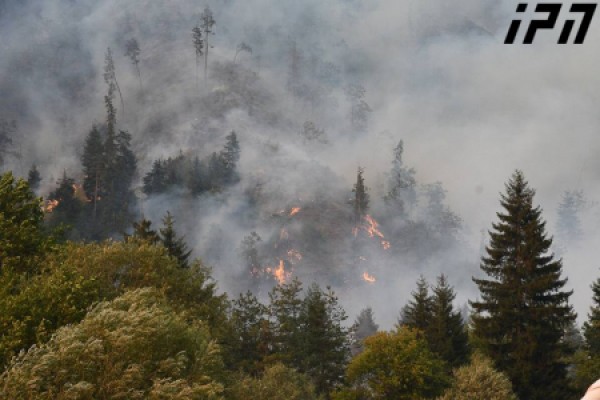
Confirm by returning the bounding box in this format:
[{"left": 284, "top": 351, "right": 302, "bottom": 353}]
[{"left": 471, "top": 170, "right": 575, "bottom": 400}]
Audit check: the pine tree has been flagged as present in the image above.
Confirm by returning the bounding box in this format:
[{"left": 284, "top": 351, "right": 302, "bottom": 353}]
[
  {"left": 46, "top": 170, "right": 82, "bottom": 231},
  {"left": 268, "top": 278, "right": 303, "bottom": 365},
  {"left": 27, "top": 164, "right": 41, "bottom": 192},
  {"left": 241, "top": 231, "right": 262, "bottom": 278},
  {"left": 143, "top": 159, "right": 167, "bottom": 194},
  {"left": 192, "top": 25, "right": 204, "bottom": 88},
  {"left": 0, "top": 119, "right": 15, "bottom": 168},
  {"left": 345, "top": 84, "right": 371, "bottom": 132},
  {"left": 583, "top": 276, "right": 600, "bottom": 353},
  {"left": 229, "top": 291, "right": 272, "bottom": 374},
  {"left": 399, "top": 275, "right": 433, "bottom": 332},
  {"left": 104, "top": 47, "right": 124, "bottom": 115},
  {"left": 351, "top": 307, "right": 379, "bottom": 355},
  {"left": 199, "top": 6, "right": 215, "bottom": 84},
  {"left": 428, "top": 274, "right": 469, "bottom": 368},
  {"left": 298, "top": 284, "right": 349, "bottom": 395},
  {"left": 351, "top": 167, "right": 369, "bottom": 224},
  {"left": 220, "top": 131, "right": 240, "bottom": 184},
  {"left": 384, "top": 140, "right": 416, "bottom": 217},
  {"left": 471, "top": 170, "right": 576, "bottom": 400},
  {"left": 124, "top": 38, "right": 142, "bottom": 91},
  {"left": 131, "top": 218, "right": 160, "bottom": 245},
  {"left": 188, "top": 156, "right": 206, "bottom": 195},
  {"left": 81, "top": 126, "right": 104, "bottom": 210},
  {"left": 159, "top": 212, "right": 192, "bottom": 268},
  {"left": 556, "top": 190, "right": 585, "bottom": 249}
]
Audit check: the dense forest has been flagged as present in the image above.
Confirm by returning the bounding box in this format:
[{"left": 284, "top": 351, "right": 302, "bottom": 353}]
[{"left": 1, "top": 0, "right": 600, "bottom": 399}]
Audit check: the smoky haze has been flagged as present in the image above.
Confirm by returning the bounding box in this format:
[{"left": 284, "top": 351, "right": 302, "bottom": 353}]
[{"left": 1, "top": 0, "right": 599, "bottom": 328}]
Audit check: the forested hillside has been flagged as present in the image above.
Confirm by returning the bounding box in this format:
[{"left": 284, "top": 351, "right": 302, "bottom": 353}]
[{"left": 1, "top": 0, "right": 600, "bottom": 399}]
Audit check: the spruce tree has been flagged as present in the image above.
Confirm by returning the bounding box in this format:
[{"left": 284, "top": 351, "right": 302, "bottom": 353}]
[
  {"left": 384, "top": 140, "right": 416, "bottom": 217},
  {"left": 192, "top": 25, "right": 204, "bottom": 88},
  {"left": 0, "top": 119, "right": 15, "bottom": 167},
  {"left": 298, "top": 284, "right": 349, "bottom": 395},
  {"left": 583, "top": 276, "right": 600, "bottom": 353},
  {"left": 199, "top": 6, "right": 215, "bottom": 84},
  {"left": 81, "top": 126, "right": 104, "bottom": 210},
  {"left": 351, "top": 307, "right": 379, "bottom": 355},
  {"left": 159, "top": 212, "right": 192, "bottom": 268},
  {"left": 471, "top": 170, "right": 576, "bottom": 400},
  {"left": 268, "top": 278, "right": 303, "bottom": 365},
  {"left": 428, "top": 274, "right": 469, "bottom": 368},
  {"left": 131, "top": 219, "right": 160, "bottom": 245},
  {"left": 46, "top": 171, "right": 82, "bottom": 232},
  {"left": 556, "top": 190, "right": 585, "bottom": 249},
  {"left": 124, "top": 38, "right": 142, "bottom": 91},
  {"left": 27, "top": 164, "right": 41, "bottom": 192},
  {"left": 220, "top": 131, "right": 240, "bottom": 184},
  {"left": 229, "top": 291, "right": 272, "bottom": 374},
  {"left": 351, "top": 167, "right": 369, "bottom": 224},
  {"left": 104, "top": 47, "right": 124, "bottom": 114},
  {"left": 399, "top": 275, "right": 433, "bottom": 332}
]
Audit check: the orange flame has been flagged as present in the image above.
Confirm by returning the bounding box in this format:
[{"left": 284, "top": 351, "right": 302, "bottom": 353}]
[
  {"left": 353, "top": 215, "right": 393, "bottom": 250},
  {"left": 44, "top": 199, "right": 59, "bottom": 213},
  {"left": 363, "top": 271, "right": 376, "bottom": 283},
  {"left": 364, "top": 215, "right": 385, "bottom": 239},
  {"left": 289, "top": 207, "right": 301, "bottom": 216},
  {"left": 274, "top": 259, "right": 288, "bottom": 284}
]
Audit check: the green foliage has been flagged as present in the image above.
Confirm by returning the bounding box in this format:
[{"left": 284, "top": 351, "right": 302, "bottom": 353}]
[
  {"left": 350, "top": 307, "right": 378, "bottom": 355},
  {"left": 571, "top": 349, "right": 600, "bottom": 395},
  {"left": 352, "top": 167, "right": 369, "bottom": 223},
  {"left": 160, "top": 211, "right": 192, "bottom": 268},
  {"left": 26, "top": 165, "right": 41, "bottom": 192},
  {"left": 471, "top": 170, "right": 576, "bottom": 400},
  {"left": 574, "top": 276, "right": 600, "bottom": 394},
  {"left": 583, "top": 276, "right": 600, "bottom": 353},
  {"left": 428, "top": 275, "right": 469, "bottom": 368},
  {"left": 45, "top": 171, "right": 83, "bottom": 233},
  {"left": 436, "top": 353, "right": 517, "bottom": 400},
  {"left": 399, "top": 275, "right": 433, "bottom": 332},
  {"left": 0, "top": 172, "right": 49, "bottom": 274},
  {"left": 0, "top": 288, "right": 225, "bottom": 400},
  {"left": 80, "top": 122, "right": 137, "bottom": 239},
  {"left": 229, "top": 363, "right": 320, "bottom": 400},
  {"left": 0, "top": 240, "right": 228, "bottom": 368},
  {"left": 340, "top": 327, "right": 448, "bottom": 400},
  {"left": 227, "top": 291, "right": 272, "bottom": 374},
  {"left": 0, "top": 119, "right": 15, "bottom": 167},
  {"left": 131, "top": 218, "right": 160, "bottom": 244},
  {"left": 298, "top": 284, "right": 350, "bottom": 394},
  {"left": 384, "top": 140, "right": 416, "bottom": 217},
  {"left": 268, "top": 278, "right": 304, "bottom": 364}
]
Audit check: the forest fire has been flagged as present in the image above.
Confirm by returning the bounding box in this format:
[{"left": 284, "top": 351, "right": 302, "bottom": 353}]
[
  {"left": 362, "top": 271, "right": 376, "bottom": 283},
  {"left": 265, "top": 259, "right": 290, "bottom": 285},
  {"left": 354, "top": 215, "right": 392, "bottom": 250},
  {"left": 289, "top": 207, "right": 301, "bottom": 216},
  {"left": 364, "top": 215, "right": 384, "bottom": 239},
  {"left": 44, "top": 199, "right": 59, "bottom": 213}
]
